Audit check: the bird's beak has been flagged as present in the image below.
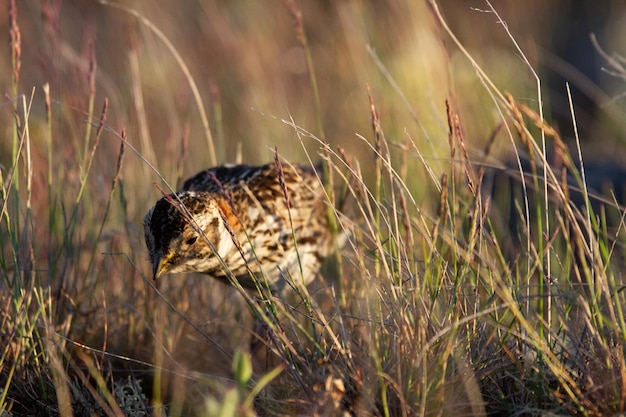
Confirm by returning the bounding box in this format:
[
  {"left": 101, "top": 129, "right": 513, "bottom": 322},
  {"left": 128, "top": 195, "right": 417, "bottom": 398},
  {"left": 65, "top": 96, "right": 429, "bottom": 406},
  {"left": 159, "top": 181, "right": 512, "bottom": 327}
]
[{"left": 152, "top": 250, "right": 172, "bottom": 280}]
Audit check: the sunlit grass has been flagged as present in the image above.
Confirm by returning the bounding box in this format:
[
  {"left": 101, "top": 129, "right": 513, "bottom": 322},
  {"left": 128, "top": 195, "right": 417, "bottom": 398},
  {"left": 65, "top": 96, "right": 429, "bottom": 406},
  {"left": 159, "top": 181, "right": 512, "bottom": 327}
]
[{"left": 2, "top": 0, "right": 626, "bottom": 416}]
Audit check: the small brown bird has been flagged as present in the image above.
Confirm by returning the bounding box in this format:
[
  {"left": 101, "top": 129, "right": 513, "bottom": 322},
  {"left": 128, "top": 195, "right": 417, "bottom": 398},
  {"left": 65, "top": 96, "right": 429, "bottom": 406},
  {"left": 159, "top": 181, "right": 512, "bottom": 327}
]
[{"left": 143, "top": 162, "right": 334, "bottom": 295}]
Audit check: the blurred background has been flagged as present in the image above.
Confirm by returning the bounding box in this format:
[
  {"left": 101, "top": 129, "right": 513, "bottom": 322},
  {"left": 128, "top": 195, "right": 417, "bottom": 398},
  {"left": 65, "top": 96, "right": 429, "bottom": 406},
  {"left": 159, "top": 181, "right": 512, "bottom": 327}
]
[{"left": 1, "top": 1, "right": 625, "bottom": 204}]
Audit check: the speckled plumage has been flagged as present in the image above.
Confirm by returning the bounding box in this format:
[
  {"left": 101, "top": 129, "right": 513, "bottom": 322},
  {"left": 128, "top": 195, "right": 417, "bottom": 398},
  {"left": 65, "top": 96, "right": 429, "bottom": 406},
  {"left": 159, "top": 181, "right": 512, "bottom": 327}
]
[{"left": 143, "top": 163, "right": 333, "bottom": 294}]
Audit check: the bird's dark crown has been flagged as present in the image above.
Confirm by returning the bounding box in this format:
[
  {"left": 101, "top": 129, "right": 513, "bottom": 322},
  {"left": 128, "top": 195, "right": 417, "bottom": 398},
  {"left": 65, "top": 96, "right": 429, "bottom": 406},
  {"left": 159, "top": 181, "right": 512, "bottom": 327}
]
[{"left": 149, "top": 192, "right": 215, "bottom": 250}]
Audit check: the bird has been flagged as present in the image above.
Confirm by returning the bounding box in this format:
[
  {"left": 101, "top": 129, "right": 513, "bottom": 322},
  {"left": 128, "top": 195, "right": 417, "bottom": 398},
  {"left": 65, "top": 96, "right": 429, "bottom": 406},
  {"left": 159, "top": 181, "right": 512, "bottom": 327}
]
[{"left": 143, "top": 162, "right": 335, "bottom": 295}]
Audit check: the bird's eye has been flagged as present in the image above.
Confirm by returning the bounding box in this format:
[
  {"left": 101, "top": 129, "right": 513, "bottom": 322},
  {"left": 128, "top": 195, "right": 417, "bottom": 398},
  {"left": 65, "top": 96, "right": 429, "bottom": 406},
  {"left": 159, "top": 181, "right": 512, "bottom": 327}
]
[{"left": 185, "top": 236, "right": 198, "bottom": 245}]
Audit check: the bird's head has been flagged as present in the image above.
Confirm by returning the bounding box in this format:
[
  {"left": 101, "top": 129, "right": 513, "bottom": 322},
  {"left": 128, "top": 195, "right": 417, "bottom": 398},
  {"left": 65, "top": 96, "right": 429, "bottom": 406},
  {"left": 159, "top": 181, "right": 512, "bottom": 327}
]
[{"left": 143, "top": 191, "right": 236, "bottom": 279}]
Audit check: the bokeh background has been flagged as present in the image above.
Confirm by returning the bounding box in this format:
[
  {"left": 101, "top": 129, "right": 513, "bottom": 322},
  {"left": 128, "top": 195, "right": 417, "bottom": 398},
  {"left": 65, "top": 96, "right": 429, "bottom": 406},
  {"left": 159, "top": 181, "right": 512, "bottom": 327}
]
[{"left": 2, "top": 1, "right": 625, "bottom": 210}]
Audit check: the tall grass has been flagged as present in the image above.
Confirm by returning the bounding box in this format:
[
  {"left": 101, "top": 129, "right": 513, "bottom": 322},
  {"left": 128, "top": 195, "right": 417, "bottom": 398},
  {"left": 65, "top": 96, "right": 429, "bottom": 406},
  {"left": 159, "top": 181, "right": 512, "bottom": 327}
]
[{"left": 2, "top": 0, "right": 626, "bottom": 416}]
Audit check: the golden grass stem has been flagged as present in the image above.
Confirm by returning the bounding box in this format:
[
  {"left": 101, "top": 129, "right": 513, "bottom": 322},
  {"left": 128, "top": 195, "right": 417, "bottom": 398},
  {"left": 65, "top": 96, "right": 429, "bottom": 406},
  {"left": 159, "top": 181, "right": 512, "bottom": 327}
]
[{"left": 98, "top": 0, "right": 217, "bottom": 165}]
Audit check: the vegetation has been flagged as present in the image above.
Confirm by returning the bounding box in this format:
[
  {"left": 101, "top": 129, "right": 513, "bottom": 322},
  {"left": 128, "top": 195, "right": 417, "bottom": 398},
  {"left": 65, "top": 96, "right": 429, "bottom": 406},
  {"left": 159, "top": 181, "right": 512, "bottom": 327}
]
[{"left": 2, "top": 1, "right": 626, "bottom": 415}]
